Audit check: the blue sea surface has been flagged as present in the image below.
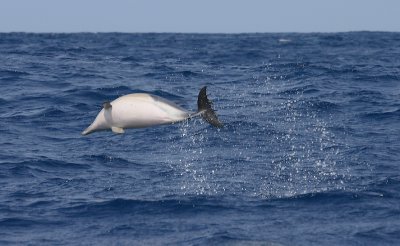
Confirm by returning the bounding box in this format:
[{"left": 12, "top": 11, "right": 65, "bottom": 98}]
[{"left": 0, "top": 32, "right": 399, "bottom": 245}]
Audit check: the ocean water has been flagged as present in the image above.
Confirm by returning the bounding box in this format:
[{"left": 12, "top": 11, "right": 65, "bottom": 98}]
[{"left": 0, "top": 32, "right": 399, "bottom": 245}]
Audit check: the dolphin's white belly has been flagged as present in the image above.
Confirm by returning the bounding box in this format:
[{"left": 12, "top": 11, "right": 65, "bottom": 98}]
[
  {"left": 110, "top": 95, "right": 186, "bottom": 128},
  {"left": 82, "top": 93, "right": 191, "bottom": 135}
]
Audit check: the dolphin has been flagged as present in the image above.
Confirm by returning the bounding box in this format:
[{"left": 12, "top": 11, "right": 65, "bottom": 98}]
[{"left": 81, "top": 86, "right": 222, "bottom": 135}]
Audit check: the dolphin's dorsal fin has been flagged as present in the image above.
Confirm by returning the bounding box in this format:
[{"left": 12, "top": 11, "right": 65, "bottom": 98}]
[
  {"left": 103, "top": 101, "right": 112, "bottom": 110},
  {"left": 111, "top": 126, "right": 125, "bottom": 134}
]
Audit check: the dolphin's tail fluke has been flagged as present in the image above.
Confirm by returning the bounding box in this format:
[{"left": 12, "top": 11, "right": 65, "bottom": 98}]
[{"left": 197, "top": 86, "right": 223, "bottom": 128}]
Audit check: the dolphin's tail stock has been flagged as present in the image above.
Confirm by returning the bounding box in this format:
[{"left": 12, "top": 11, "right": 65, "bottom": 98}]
[{"left": 197, "top": 86, "right": 223, "bottom": 128}]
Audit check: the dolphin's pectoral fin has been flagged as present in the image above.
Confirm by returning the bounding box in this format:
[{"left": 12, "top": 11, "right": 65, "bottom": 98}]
[
  {"left": 111, "top": 126, "right": 125, "bottom": 134},
  {"left": 103, "top": 101, "right": 112, "bottom": 110}
]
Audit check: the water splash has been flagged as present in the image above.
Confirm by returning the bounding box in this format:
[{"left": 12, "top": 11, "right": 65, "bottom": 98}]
[{"left": 162, "top": 64, "right": 365, "bottom": 199}]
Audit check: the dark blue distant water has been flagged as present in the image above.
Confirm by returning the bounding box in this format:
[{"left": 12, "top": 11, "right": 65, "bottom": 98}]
[{"left": 0, "top": 32, "right": 400, "bottom": 245}]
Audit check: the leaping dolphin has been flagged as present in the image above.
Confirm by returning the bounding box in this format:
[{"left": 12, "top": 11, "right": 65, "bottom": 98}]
[{"left": 81, "top": 86, "right": 222, "bottom": 135}]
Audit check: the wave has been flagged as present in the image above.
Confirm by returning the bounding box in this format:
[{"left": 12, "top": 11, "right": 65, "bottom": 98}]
[
  {"left": 277, "top": 84, "right": 320, "bottom": 96},
  {"left": 120, "top": 55, "right": 139, "bottom": 62},
  {"left": 360, "top": 109, "right": 400, "bottom": 120},
  {"left": 0, "top": 69, "right": 30, "bottom": 76},
  {"left": 2, "top": 158, "right": 91, "bottom": 178},
  {"left": 56, "top": 71, "right": 108, "bottom": 80},
  {"left": 221, "top": 120, "right": 263, "bottom": 131},
  {"left": 0, "top": 69, "right": 30, "bottom": 82},
  {"left": 177, "top": 70, "right": 202, "bottom": 78},
  {"left": 0, "top": 217, "right": 63, "bottom": 228},
  {"left": 254, "top": 187, "right": 390, "bottom": 209},
  {"left": 2, "top": 106, "right": 66, "bottom": 120},
  {"left": 304, "top": 99, "right": 341, "bottom": 112},
  {"left": 203, "top": 236, "right": 284, "bottom": 246},
  {"left": 150, "top": 90, "right": 184, "bottom": 100},
  {"left": 141, "top": 69, "right": 205, "bottom": 80},
  {"left": 346, "top": 89, "right": 384, "bottom": 98},
  {"left": 59, "top": 197, "right": 232, "bottom": 217},
  {"left": 354, "top": 74, "right": 399, "bottom": 82},
  {"left": 0, "top": 97, "right": 8, "bottom": 106},
  {"left": 81, "top": 154, "right": 140, "bottom": 168},
  {"left": 65, "top": 85, "right": 139, "bottom": 101}
]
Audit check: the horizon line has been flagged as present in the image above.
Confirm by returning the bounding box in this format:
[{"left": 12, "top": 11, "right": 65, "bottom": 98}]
[{"left": 1, "top": 30, "right": 399, "bottom": 35}]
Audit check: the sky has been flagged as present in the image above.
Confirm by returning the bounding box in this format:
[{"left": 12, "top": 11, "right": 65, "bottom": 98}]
[{"left": 1, "top": 0, "right": 399, "bottom": 33}]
